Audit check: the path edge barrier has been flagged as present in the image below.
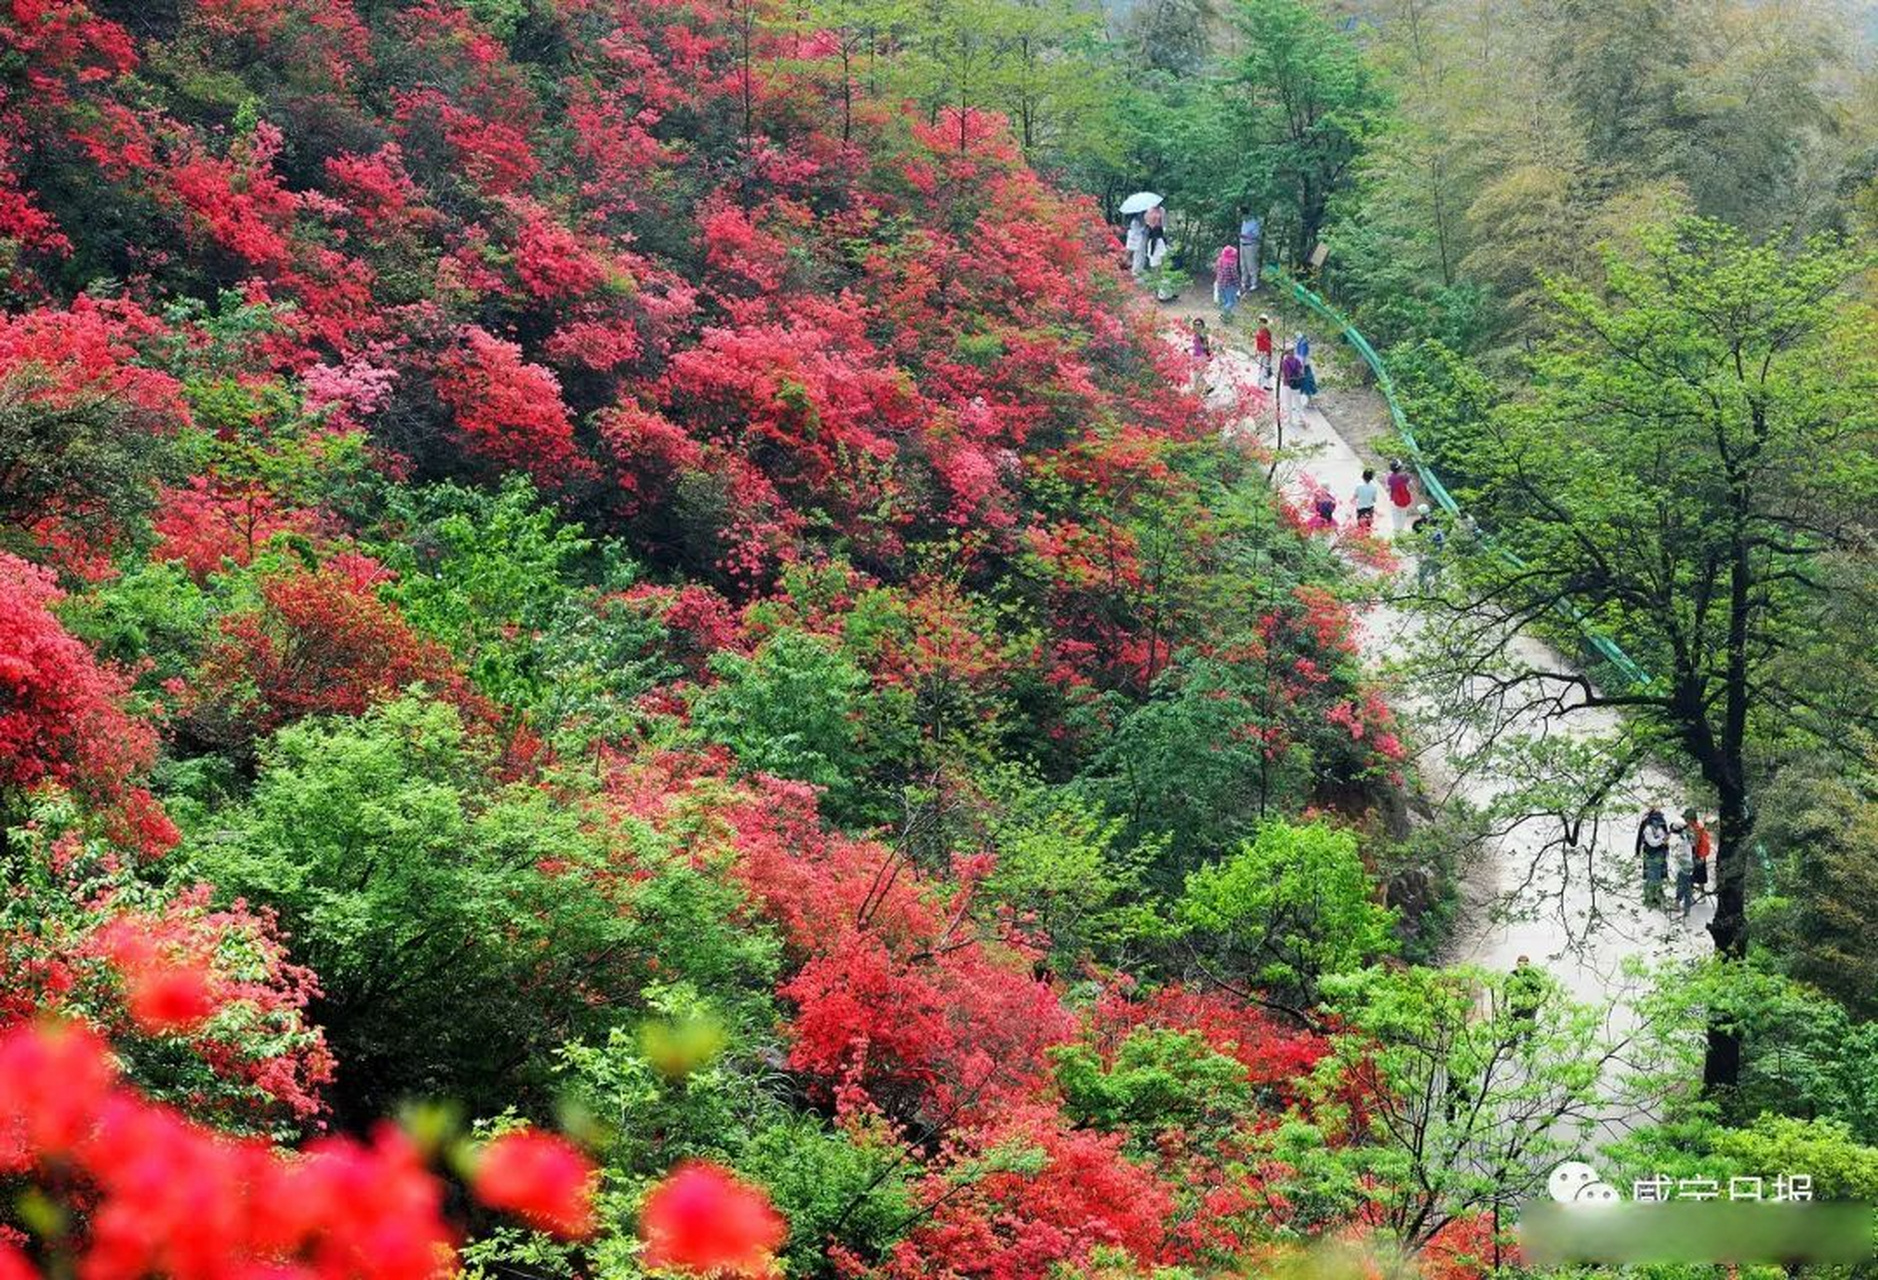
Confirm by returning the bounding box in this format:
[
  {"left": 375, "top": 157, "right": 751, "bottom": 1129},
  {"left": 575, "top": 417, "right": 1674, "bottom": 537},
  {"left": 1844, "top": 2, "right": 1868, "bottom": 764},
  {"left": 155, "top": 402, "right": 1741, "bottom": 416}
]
[{"left": 1272, "top": 270, "right": 1653, "bottom": 689}]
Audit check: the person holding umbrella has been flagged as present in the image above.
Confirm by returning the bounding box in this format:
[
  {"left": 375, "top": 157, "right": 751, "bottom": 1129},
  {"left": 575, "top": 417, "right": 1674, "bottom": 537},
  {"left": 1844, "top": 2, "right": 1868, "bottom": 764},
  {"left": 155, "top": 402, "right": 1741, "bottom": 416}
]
[
  {"left": 1118, "top": 192, "right": 1162, "bottom": 276},
  {"left": 1143, "top": 202, "right": 1167, "bottom": 268}
]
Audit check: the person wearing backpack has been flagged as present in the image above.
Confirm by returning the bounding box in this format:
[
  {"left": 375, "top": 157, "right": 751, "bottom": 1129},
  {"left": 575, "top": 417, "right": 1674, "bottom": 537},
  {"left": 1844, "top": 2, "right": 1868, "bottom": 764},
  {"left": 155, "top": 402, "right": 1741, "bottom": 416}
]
[
  {"left": 1386, "top": 460, "right": 1414, "bottom": 535},
  {"left": 1636, "top": 803, "right": 1672, "bottom": 910},
  {"left": 1279, "top": 343, "right": 1305, "bottom": 416}
]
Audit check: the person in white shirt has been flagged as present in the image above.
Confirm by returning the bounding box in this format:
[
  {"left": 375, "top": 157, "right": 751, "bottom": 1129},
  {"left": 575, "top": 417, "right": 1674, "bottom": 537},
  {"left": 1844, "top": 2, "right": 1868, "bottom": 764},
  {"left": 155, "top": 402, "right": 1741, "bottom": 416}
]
[{"left": 1353, "top": 469, "right": 1379, "bottom": 531}]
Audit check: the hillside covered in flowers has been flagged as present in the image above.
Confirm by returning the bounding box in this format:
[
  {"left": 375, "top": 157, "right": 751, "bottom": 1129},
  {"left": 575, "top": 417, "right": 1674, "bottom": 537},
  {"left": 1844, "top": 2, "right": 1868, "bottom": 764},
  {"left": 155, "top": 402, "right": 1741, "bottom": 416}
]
[{"left": 0, "top": 2, "right": 1451, "bottom": 1278}]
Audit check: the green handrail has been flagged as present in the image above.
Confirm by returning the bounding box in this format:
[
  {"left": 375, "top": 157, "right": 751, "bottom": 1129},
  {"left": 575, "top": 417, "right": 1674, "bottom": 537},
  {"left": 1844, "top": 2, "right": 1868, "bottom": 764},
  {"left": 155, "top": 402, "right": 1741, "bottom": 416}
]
[{"left": 1273, "top": 270, "right": 1653, "bottom": 689}]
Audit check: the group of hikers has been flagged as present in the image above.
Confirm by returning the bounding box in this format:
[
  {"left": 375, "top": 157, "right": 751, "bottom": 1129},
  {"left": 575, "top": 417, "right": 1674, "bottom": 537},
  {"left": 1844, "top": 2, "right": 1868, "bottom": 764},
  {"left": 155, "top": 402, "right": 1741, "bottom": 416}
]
[
  {"left": 1311, "top": 459, "right": 1427, "bottom": 538},
  {"left": 1636, "top": 802, "right": 1715, "bottom": 917},
  {"left": 1189, "top": 312, "right": 1318, "bottom": 412}
]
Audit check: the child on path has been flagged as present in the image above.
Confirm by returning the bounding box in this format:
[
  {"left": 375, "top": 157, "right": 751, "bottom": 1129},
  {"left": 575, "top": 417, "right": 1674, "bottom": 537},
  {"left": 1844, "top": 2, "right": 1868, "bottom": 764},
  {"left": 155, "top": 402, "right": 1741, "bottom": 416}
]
[
  {"left": 1386, "top": 460, "right": 1414, "bottom": 535},
  {"left": 1189, "top": 318, "right": 1211, "bottom": 393},
  {"left": 1214, "top": 244, "right": 1240, "bottom": 320},
  {"left": 1254, "top": 317, "right": 1274, "bottom": 387},
  {"left": 1353, "top": 469, "right": 1379, "bottom": 531}
]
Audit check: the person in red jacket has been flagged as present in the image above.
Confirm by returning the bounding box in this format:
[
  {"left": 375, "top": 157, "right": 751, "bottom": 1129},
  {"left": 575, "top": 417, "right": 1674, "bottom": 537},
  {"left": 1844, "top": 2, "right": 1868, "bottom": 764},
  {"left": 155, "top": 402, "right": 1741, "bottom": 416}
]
[
  {"left": 1386, "top": 460, "right": 1415, "bottom": 535},
  {"left": 1683, "top": 807, "right": 1713, "bottom": 897},
  {"left": 1254, "top": 316, "right": 1274, "bottom": 388}
]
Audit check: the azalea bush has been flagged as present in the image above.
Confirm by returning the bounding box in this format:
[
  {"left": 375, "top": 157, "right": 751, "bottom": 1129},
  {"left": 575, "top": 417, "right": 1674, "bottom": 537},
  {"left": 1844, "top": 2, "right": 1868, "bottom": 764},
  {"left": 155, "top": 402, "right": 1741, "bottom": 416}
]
[{"left": 0, "top": 0, "right": 1430, "bottom": 1275}]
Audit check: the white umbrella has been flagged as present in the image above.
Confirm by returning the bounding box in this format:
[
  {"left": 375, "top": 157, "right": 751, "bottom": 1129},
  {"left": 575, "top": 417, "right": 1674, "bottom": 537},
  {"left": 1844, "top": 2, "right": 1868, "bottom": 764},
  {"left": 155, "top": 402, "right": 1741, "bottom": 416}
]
[{"left": 1117, "top": 191, "right": 1163, "bottom": 216}]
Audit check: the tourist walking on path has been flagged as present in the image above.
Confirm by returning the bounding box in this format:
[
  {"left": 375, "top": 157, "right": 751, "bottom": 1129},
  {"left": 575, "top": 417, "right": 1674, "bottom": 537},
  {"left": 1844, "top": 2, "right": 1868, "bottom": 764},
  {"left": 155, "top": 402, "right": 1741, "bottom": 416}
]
[
  {"left": 1507, "top": 955, "right": 1545, "bottom": 1040},
  {"left": 1353, "top": 468, "right": 1379, "bottom": 531},
  {"left": 1671, "top": 821, "right": 1696, "bottom": 917},
  {"left": 1682, "top": 808, "right": 1712, "bottom": 897},
  {"left": 1312, "top": 489, "right": 1338, "bottom": 532},
  {"left": 1637, "top": 803, "right": 1672, "bottom": 910},
  {"left": 1238, "top": 211, "right": 1262, "bottom": 291},
  {"left": 1386, "top": 460, "right": 1414, "bottom": 535},
  {"left": 1214, "top": 244, "right": 1240, "bottom": 320},
  {"left": 1189, "top": 318, "right": 1211, "bottom": 393},
  {"left": 1254, "top": 317, "right": 1274, "bottom": 387},
  {"left": 1143, "top": 204, "right": 1167, "bottom": 269},
  {"left": 1125, "top": 216, "right": 1147, "bottom": 275},
  {"left": 1295, "top": 334, "right": 1317, "bottom": 405},
  {"left": 1279, "top": 344, "right": 1305, "bottom": 417}
]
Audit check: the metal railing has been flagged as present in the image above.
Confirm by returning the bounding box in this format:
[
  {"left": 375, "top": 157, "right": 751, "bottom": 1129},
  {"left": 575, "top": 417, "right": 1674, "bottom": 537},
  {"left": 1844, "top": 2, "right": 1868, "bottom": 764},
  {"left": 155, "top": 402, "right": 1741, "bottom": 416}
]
[{"left": 1274, "top": 270, "right": 1653, "bottom": 689}]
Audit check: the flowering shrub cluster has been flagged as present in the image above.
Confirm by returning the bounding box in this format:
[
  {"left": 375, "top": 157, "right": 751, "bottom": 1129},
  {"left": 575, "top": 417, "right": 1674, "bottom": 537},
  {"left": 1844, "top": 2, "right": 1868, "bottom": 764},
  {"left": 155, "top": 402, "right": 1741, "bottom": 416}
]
[{"left": 0, "top": 0, "right": 1442, "bottom": 1276}]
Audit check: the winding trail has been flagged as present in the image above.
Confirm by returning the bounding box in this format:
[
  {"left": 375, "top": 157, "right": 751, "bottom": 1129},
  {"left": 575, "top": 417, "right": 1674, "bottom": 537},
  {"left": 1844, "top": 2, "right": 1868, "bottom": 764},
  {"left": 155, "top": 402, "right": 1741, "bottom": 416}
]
[{"left": 1197, "top": 321, "right": 1709, "bottom": 1135}]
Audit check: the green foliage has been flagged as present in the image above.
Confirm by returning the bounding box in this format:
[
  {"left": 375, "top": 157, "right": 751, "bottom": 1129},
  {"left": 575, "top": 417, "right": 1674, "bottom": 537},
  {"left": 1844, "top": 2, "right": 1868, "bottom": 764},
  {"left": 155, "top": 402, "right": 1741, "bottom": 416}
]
[
  {"left": 982, "top": 771, "right": 1162, "bottom": 967},
  {"left": 0, "top": 374, "right": 173, "bottom": 555},
  {"left": 1176, "top": 819, "right": 1395, "bottom": 1004},
  {"left": 1051, "top": 1028, "right": 1252, "bottom": 1142},
  {"left": 59, "top": 558, "right": 213, "bottom": 684},
  {"left": 180, "top": 695, "right": 640, "bottom": 1120},
  {"left": 689, "top": 627, "right": 888, "bottom": 826},
  {"left": 1752, "top": 739, "right": 1878, "bottom": 1020},
  {"left": 1709, "top": 1115, "right": 1878, "bottom": 1201},
  {"left": 1639, "top": 957, "right": 1878, "bottom": 1142},
  {"left": 557, "top": 985, "right": 910, "bottom": 1277},
  {"left": 374, "top": 477, "right": 599, "bottom": 708},
  {"left": 1289, "top": 963, "right": 1621, "bottom": 1251},
  {"left": 1220, "top": 0, "right": 1386, "bottom": 264},
  {"left": 1089, "top": 654, "right": 1311, "bottom": 876}
]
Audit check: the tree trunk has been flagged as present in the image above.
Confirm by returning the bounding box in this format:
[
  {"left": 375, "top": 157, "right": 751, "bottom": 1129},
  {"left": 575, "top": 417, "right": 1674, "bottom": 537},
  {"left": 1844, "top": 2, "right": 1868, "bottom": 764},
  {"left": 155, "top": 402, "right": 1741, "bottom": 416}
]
[{"left": 1701, "top": 766, "right": 1749, "bottom": 1091}]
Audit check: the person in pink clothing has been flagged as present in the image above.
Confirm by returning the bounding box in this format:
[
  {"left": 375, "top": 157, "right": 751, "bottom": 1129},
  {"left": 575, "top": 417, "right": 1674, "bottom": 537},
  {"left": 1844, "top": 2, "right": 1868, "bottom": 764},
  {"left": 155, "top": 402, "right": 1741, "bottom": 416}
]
[{"left": 1214, "top": 244, "right": 1241, "bottom": 320}]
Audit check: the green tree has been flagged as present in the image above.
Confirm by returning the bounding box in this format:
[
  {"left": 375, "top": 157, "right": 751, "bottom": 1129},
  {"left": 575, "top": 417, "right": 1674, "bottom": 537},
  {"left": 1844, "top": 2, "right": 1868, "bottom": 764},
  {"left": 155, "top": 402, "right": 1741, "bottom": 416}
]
[
  {"left": 982, "top": 773, "right": 1161, "bottom": 969},
  {"left": 1222, "top": 0, "right": 1385, "bottom": 267},
  {"left": 689, "top": 627, "right": 889, "bottom": 826},
  {"left": 375, "top": 477, "right": 598, "bottom": 709},
  {"left": 1050, "top": 1027, "right": 1253, "bottom": 1144},
  {"left": 1278, "top": 964, "right": 1632, "bottom": 1254},
  {"left": 182, "top": 696, "right": 674, "bottom": 1122},
  {"left": 1175, "top": 819, "right": 1395, "bottom": 1010},
  {"left": 1754, "top": 737, "right": 1878, "bottom": 1022},
  {"left": 0, "top": 375, "right": 171, "bottom": 557},
  {"left": 1422, "top": 218, "right": 1878, "bottom": 1089}
]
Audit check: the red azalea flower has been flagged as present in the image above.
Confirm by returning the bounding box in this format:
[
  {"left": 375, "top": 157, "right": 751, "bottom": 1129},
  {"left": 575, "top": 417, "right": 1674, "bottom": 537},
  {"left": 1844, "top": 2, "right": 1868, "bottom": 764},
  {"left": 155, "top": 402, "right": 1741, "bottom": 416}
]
[
  {"left": 472, "top": 1131, "right": 597, "bottom": 1239},
  {"left": 122, "top": 960, "right": 217, "bottom": 1034},
  {"left": 639, "top": 1162, "right": 785, "bottom": 1277},
  {"left": 0, "top": 1241, "right": 36, "bottom": 1280}
]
